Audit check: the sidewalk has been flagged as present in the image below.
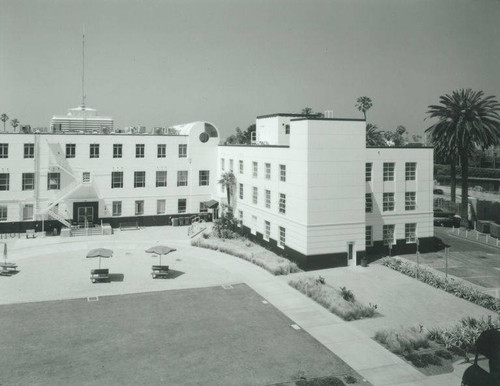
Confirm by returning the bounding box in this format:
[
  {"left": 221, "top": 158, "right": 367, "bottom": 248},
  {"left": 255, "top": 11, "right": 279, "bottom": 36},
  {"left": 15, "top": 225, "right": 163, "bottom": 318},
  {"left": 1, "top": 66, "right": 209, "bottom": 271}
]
[
  {"left": 0, "top": 229, "right": 495, "bottom": 385},
  {"left": 448, "top": 227, "right": 500, "bottom": 249}
]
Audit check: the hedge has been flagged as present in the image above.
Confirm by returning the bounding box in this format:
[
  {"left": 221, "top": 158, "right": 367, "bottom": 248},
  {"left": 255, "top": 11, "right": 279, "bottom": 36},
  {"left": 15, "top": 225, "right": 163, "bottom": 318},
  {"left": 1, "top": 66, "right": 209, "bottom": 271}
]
[{"left": 380, "top": 257, "right": 500, "bottom": 313}]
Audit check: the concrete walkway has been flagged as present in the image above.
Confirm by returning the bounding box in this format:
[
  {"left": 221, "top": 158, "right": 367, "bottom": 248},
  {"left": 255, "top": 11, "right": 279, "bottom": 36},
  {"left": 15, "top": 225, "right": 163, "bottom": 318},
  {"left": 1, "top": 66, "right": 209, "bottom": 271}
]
[{"left": 0, "top": 228, "right": 496, "bottom": 385}]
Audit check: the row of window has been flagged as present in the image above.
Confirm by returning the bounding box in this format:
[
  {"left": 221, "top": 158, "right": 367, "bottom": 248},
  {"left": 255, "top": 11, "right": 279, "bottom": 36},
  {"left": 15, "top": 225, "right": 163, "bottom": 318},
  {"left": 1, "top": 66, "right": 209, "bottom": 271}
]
[
  {"left": 0, "top": 170, "right": 210, "bottom": 191},
  {"left": 365, "top": 223, "right": 417, "bottom": 246},
  {"left": 221, "top": 158, "right": 287, "bottom": 182},
  {"left": 0, "top": 204, "right": 34, "bottom": 221},
  {"left": 238, "top": 184, "right": 286, "bottom": 214},
  {"left": 365, "top": 162, "right": 417, "bottom": 182},
  {"left": 237, "top": 209, "right": 286, "bottom": 248},
  {"left": 365, "top": 192, "right": 417, "bottom": 213},
  {"left": 0, "top": 143, "right": 188, "bottom": 160}
]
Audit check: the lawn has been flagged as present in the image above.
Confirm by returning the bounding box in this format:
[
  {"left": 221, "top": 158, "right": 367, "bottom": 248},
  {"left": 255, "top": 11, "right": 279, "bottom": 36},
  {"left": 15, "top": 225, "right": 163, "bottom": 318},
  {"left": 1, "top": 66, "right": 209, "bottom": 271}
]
[{"left": 0, "top": 284, "right": 366, "bottom": 385}]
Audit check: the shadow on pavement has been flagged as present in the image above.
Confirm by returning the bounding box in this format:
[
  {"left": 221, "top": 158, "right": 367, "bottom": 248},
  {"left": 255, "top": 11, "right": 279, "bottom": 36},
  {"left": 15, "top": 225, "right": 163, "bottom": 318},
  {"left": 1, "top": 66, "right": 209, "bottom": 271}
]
[
  {"left": 160, "top": 270, "right": 185, "bottom": 280},
  {"left": 108, "top": 273, "right": 124, "bottom": 282}
]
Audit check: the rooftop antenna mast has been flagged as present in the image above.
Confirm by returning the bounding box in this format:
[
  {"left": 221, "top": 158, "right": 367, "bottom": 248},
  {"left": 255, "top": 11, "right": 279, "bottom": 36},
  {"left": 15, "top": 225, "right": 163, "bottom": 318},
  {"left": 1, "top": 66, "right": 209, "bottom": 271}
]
[{"left": 81, "top": 26, "right": 86, "bottom": 109}]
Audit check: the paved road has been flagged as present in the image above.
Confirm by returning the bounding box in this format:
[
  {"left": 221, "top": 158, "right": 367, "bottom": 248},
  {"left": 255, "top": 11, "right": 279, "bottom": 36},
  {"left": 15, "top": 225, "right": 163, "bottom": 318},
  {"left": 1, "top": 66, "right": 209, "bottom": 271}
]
[{"left": 434, "top": 226, "right": 500, "bottom": 254}]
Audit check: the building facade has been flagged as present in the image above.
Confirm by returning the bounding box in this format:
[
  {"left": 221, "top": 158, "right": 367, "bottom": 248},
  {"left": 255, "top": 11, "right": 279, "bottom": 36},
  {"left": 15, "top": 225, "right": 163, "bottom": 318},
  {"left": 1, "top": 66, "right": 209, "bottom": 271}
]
[
  {"left": 51, "top": 105, "right": 114, "bottom": 133},
  {"left": 0, "top": 113, "right": 433, "bottom": 270}
]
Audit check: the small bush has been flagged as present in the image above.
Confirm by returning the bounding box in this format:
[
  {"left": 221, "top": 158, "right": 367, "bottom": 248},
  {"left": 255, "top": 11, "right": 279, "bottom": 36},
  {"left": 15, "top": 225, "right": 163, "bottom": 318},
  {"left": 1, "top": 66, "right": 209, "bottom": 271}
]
[
  {"left": 380, "top": 257, "right": 500, "bottom": 313},
  {"left": 374, "top": 327, "right": 430, "bottom": 355},
  {"left": 289, "top": 277, "right": 376, "bottom": 321},
  {"left": 435, "top": 349, "right": 453, "bottom": 360},
  {"left": 404, "top": 353, "right": 427, "bottom": 368},
  {"left": 405, "top": 353, "right": 442, "bottom": 368},
  {"left": 202, "top": 233, "right": 210, "bottom": 239},
  {"left": 343, "top": 375, "right": 357, "bottom": 384},
  {"left": 339, "top": 286, "right": 355, "bottom": 302}
]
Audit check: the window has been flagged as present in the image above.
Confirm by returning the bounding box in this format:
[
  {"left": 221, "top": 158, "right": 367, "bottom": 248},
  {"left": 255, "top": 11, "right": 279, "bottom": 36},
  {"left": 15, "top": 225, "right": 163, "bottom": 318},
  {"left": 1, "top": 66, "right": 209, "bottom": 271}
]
[
  {"left": 112, "top": 201, "right": 122, "bottom": 216},
  {"left": 24, "top": 144, "right": 34, "bottom": 159},
  {"left": 111, "top": 172, "right": 123, "bottom": 188},
  {"left": 157, "top": 144, "right": 166, "bottom": 158},
  {"left": 199, "top": 170, "right": 209, "bottom": 186},
  {"left": 47, "top": 172, "right": 60, "bottom": 190},
  {"left": 383, "top": 192, "right": 395, "bottom": 212},
  {"left": 135, "top": 200, "right": 144, "bottom": 215},
  {"left": 405, "top": 162, "right": 416, "bottom": 181},
  {"left": 177, "top": 170, "right": 188, "bottom": 187},
  {"left": 280, "top": 165, "right": 286, "bottom": 182},
  {"left": 285, "top": 124, "right": 290, "bottom": 134},
  {"left": 113, "top": 144, "right": 122, "bottom": 158},
  {"left": 229, "top": 159, "right": 234, "bottom": 171},
  {"left": 178, "top": 198, "right": 187, "bottom": 213},
  {"left": 365, "top": 226, "right": 373, "bottom": 247},
  {"left": 239, "top": 160, "right": 243, "bottom": 174},
  {"left": 265, "top": 163, "right": 271, "bottom": 179},
  {"left": 365, "top": 163, "right": 372, "bottom": 182},
  {"left": 22, "top": 204, "right": 33, "bottom": 220},
  {"left": 0, "top": 174, "right": 9, "bottom": 191},
  {"left": 90, "top": 144, "right": 99, "bottom": 158},
  {"left": 252, "top": 187, "right": 258, "bottom": 204},
  {"left": 157, "top": 199, "right": 166, "bottom": 215},
  {"left": 156, "top": 171, "right": 167, "bottom": 187},
  {"left": 265, "top": 190, "right": 271, "bottom": 209},
  {"left": 22, "top": 173, "right": 35, "bottom": 191},
  {"left": 365, "top": 193, "right": 373, "bottom": 213},
  {"left": 199, "top": 202, "right": 208, "bottom": 213},
  {"left": 221, "top": 158, "right": 225, "bottom": 171},
  {"left": 178, "top": 144, "right": 187, "bottom": 158},
  {"left": 238, "top": 210, "right": 243, "bottom": 222},
  {"left": 264, "top": 221, "right": 271, "bottom": 240},
  {"left": 405, "top": 223, "right": 417, "bottom": 243},
  {"left": 279, "top": 193, "right": 286, "bottom": 214},
  {"left": 134, "top": 171, "right": 146, "bottom": 188},
  {"left": 405, "top": 192, "right": 416, "bottom": 211},
  {"left": 239, "top": 183, "right": 243, "bottom": 200},
  {"left": 82, "top": 172, "right": 90, "bottom": 183},
  {"left": 383, "top": 162, "right": 395, "bottom": 181},
  {"left": 0, "top": 144, "right": 8, "bottom": 158},
  {"left": 383, "top": 224, "right": 395, "bottom": 246},
  {"left": 253, "top": 162, "right": 258, "bottom": 178},
  {"left": 279, "top": 226, "right": 286, "bottom": 248},
  {"left": 0, "top": 206, "right": 7, "bottom": 221},
  {"left": 66, "top": 144, "right": 75, "bottom": 158},
  {"left": 136, "top": 144, "right": 145, "bottom": 158}
]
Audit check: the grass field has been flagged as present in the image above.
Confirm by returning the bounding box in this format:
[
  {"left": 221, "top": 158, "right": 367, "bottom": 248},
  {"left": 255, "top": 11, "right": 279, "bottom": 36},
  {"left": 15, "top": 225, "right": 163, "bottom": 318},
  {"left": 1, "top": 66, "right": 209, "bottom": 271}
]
[{"left": 0, "top": 284, "right": 365, "bottom": 385}]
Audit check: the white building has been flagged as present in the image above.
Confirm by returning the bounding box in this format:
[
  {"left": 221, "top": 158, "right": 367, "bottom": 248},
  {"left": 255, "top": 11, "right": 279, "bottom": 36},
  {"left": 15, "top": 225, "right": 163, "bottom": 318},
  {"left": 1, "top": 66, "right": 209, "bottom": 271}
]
[
  {"left": 218, "top": 114, "right": 433, "bottom": 269},
  {"left": 0, "top": 112, "right": 433, "bottom": 270},
  {"left": 51, "top": 105, "right": 114, "bottom": 133}
]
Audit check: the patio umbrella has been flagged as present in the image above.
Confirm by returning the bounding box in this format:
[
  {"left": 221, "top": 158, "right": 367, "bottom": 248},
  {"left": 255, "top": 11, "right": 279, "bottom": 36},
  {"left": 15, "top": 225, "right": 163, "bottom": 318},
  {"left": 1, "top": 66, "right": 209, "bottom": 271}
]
[
  {"left": 145, "top": 245, "right": 176, "bottom": 265},
  {"left": 86, "top": 248, "right": 113, "bottom": 269}
]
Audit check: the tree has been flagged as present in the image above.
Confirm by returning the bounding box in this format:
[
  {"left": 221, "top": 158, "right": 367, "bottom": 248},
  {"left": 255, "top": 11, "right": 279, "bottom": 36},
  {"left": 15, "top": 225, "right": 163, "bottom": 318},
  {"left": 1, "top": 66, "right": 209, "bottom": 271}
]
[
  {"left": 218, "top": 171, "right": 236, "bottom": 209},
  {"left": 301, "top": 107, "right": 324, "bottom": 117},
  {"left": 10, "top": 118, "right": 19, "bottom": 132},
  {"left": 426, "top": 89, "right": 500, "bottom": 226},
  {"left": 355, "top": 96, "right": 372, "bottom": 120},
  {"left": 365, "top": 123, "right": 386, "bottom": 146},
  {"left": 0, "top": 114, "right": 8, "bottom": 132},
  {"left": 224, "top": 124, "right": 256, "bottom": 145},
  {"left": 384, "top": 125, "right": 407, "bottom": 147}
]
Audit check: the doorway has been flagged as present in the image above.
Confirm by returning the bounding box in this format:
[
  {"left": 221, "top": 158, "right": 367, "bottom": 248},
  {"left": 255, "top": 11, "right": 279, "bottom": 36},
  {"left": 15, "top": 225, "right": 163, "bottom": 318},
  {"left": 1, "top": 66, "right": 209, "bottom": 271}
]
[
  {"left": 73, "top": 202, "right": 98, "bottom": 226},
  {"left": 347, "top": 241, "right": 356, "bottom": 266}
]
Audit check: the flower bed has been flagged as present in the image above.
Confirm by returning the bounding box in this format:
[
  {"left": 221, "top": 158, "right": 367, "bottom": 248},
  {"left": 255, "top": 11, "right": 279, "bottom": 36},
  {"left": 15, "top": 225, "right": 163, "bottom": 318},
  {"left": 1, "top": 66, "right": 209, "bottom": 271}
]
[
  {"left": 191, "top": 233, "right": 300, "bottom": 275},
  {"left": 288, "top": 276, "right": 377, "bottom": 321},
  {"left": 380, "top": 257, "right": 500, "bottom": 313}
]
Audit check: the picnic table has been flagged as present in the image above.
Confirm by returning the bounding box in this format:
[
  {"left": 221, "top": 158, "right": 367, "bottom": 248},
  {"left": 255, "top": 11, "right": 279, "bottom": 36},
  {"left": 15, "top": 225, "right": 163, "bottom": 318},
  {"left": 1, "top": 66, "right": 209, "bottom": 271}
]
[
  {"left": 151, "top": 265, "right": 169, "bottom": 279},
  {"left": 90, "top": 268, "right": 109, "bottom": 283},
  {"left": 0, "top": 262, "right": 18, "bottom": 276}
]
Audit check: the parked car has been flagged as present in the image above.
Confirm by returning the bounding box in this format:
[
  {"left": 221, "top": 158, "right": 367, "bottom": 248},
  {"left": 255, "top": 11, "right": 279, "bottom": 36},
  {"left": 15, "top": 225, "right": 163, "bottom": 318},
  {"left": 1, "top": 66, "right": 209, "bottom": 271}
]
[
  {"left": 433, "top": 188, "right": 444, "bottom": 195},
  {"left": 433, "top": 210, "right": 461, "bottom": 227}
]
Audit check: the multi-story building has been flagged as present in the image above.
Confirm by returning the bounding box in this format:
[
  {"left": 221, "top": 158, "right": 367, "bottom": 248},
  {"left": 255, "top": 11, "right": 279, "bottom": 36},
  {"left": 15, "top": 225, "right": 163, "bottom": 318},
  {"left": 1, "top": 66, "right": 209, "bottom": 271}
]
[
  {"left": 0, "top": 111, "right": 433, "bottom": 270},
  {"left": 218, "top": 114, "right": 433, "bottom": 269},
  {"left": 51, "top": 105, "right": 114, "bottom": 133}
]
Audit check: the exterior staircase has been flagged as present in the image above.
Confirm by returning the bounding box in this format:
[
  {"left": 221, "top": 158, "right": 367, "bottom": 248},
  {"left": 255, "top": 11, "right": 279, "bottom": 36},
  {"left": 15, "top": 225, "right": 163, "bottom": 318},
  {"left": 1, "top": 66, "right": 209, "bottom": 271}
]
[
  {"left": 47, "top": 210, "right": 71, "bottom": 228},
  {"left": 43, "top": 180, "right": 82, "bottom": 213},
  {"left": 70, "top": 226, "right": 103, "bottom": 237}
]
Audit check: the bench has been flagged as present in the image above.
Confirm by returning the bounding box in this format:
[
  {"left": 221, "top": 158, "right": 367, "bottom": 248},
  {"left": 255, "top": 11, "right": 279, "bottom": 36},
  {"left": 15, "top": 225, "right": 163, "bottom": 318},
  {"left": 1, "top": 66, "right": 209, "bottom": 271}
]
[
  {"left": 119, "top": 222, "right": 139, "bottom": 231},
  {"left": 26, "top": 229, "right": 36, "bottom": 239},
  {"left": 151, "top": 265, "right": 169, "bottom": 279},
  {"left": 90, "top": 268, "right": 109, "bottom": 283}
]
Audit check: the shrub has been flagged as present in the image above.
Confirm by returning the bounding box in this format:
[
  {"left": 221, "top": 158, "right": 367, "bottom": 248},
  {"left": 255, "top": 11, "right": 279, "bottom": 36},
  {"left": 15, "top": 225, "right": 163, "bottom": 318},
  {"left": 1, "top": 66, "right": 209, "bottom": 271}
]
[
  {"left": 435, "top": 349, "right": 453, "bottom": 360},
  {"left": 374, "top": 327, "right": 430, "bottom": 355},
  {"left": 405, "top": 353, "right": 442, "bottom": 368},
  {"left": 339, "top": 286, "right": 355, "bottom": 302},
  {"left": 380, "top": 257, "right": 500, "bottom": 313},
  {"left": 343, "top": 375, "right": 357, "bottom": 384},
  {"left": 289, "top": 277, "right": 376, "bottom": 321}
]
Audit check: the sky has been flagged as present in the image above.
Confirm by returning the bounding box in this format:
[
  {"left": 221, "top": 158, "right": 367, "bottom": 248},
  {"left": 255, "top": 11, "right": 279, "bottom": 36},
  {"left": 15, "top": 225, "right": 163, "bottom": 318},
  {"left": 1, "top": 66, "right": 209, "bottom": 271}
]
[{"left": 1, "top": 0, "right": 499, "bottom": 140}]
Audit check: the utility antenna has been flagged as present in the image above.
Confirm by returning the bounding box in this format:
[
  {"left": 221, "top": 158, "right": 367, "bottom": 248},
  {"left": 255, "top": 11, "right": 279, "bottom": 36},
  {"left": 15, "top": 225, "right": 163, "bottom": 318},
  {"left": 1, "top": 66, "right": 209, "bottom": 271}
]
[{"left": 81, "top": 26, "right": 86, "bottom": 109}]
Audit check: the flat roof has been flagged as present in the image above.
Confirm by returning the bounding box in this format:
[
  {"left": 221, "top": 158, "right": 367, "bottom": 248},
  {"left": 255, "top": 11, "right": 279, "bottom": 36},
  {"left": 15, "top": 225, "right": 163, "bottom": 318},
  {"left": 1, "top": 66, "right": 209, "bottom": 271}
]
[
  {"left": 290, "top": 117, "right": 365, "bottom": 122},
  {"left": 256, "top": 113, "right": 310, "bottom": 119},
  {"left": 367, "top": 146, "right": 434, "bottom": 149},
  {"left": 219, "top": 144, "right": 289, "bottom": 148},
  {"left": 0, "top": 132, "right": 188, "bottom": 137}
]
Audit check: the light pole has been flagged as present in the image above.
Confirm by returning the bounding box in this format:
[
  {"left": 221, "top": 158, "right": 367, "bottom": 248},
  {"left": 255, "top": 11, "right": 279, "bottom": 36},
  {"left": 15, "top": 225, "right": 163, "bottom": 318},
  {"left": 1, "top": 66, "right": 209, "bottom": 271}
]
[{"left": 416, "top": 237, "right": 420, "bottom": 280}]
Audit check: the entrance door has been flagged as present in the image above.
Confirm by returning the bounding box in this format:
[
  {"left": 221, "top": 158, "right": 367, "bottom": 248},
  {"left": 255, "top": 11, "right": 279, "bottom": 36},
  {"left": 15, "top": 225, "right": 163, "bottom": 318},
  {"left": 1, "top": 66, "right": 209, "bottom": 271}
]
[
  {"left": 347, "top": 242, "right": 355, "bottom": 266},
  {"left": 78, "top": 206, "right": 94, "bottom": 226}
]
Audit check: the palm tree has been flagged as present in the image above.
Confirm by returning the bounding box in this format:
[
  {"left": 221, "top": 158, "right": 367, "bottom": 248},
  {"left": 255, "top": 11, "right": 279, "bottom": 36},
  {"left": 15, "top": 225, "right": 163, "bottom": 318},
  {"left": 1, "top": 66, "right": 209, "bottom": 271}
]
[
  {"left": 218, "top": 171, "right": 236, "bottom": 210},
  {"left": 0, "top": 114, "right": 8, "bottom": 132},
  {"left": 355, "top": 96, "right": 372, "bottom": 120},
  {"left": 365, "top": 123, "right": 386, "bottom": 146},
  {"left": 10, "top": 118, "right": 19, "bottom": 132},
  {"left": 426, "top": 89, "right": 500, "bottom": 226}
]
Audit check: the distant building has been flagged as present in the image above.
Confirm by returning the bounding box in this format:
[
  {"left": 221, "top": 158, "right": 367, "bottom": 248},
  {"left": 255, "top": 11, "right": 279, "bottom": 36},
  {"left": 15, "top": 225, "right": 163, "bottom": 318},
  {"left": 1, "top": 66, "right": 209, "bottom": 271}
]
[{"left": 51, "top": 105, "right": 113, "bottom": 134}]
